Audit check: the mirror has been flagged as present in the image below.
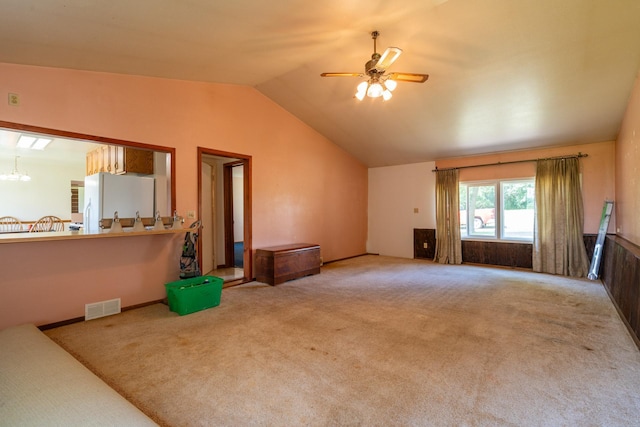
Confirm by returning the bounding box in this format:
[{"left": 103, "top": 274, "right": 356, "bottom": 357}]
[{"left": 0, "top": 122, "right": 174, "bottom": 235}]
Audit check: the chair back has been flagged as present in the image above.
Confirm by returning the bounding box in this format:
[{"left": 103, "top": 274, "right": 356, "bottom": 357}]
[
  {"left": 30, "top": 216, "right": 65, "bottom": 232},
  {"left": 0, "top": 216, "right": 23, "bottom": 232}
]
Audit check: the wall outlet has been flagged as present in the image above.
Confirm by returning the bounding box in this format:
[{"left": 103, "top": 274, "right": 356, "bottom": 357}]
[
  {"left": 8, "top": 93, "right": 19, "bottom": 106},
  {"left": 423, "top": 242, "right": 428, "bottom": 249},
  {"left": 187, "top": 210, "right": 195, "bottom": 219}
]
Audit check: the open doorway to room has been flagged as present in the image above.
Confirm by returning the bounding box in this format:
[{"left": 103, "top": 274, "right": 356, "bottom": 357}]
[{"left": 198, "top": 148, "right": 252, "bottom": 286}]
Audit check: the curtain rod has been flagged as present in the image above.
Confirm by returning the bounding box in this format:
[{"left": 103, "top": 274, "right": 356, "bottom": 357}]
[{"left": 431, "top": 152, "right": 588, "bottom": 172}]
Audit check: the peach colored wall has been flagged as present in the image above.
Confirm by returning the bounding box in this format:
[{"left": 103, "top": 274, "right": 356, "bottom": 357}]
[
  {"left": 0, "top": 63, "right": 367, "bottom": 329},
  {"left": 615, "top": 72, "right": 640, "bottom": 246},
  {"left": 435, "top": 140, "right": 616, "bottom": 234}
]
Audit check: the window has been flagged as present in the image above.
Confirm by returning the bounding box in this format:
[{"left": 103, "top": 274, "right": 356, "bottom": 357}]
[{"left": 460, "top": 179, "right": 534, "bottom": 241}]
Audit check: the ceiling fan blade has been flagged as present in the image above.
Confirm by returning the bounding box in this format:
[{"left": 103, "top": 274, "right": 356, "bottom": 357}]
[
  {"left": 388, "top": 72, "right": 429, "bottom": 83},
  {"left": 375, "top": 47, "right": 402, "bottom": 71},
  {"left": 320, "top": 72, "right": 364, "bottom": 78}
]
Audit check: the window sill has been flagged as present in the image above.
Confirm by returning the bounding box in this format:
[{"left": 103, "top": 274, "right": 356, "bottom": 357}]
[{"left": 461, "top": 237, "right": 533, "bottom": 244}]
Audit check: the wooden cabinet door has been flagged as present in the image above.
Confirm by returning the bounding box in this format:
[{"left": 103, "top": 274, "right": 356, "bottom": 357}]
[
  {"left": 88, "top": 149, "right": 99, "bottom": 175},
  {"left": 86, "top": 152, "right": 92, "bottom": 175},
  {"left": 86, "top": 146, "right": 153, "bottom": 176},
  {"left": 113, "top": 146, "right": 125, "bottom": 174},
  {"left": 123, "top": 148, "right": 154, "bottom": 175},
  {"left": 98, "top": 146, "right": 109, "bottom": 173}
]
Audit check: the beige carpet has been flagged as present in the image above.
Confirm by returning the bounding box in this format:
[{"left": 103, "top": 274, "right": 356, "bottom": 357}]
[{"left": 46, "top": 255, "right": 640, "bottom": 426}]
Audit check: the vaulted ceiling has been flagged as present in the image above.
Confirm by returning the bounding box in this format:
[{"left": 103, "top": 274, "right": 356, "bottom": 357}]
[{"left": 1, "top": 0, "right": 639, "bottom": 167}]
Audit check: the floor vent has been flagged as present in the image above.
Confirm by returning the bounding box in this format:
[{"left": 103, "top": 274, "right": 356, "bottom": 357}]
[{"left": 85, "top": 298, "right": 121, "bottom": 321}]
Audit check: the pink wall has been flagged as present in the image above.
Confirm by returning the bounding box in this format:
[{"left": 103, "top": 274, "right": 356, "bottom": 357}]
[
  {"left": 435, "top": 140, "right": 616, "bottom": 234},
  {"left": 0, "top": 63, "right": 368, "bottom": 329},
  {"left": 615, "top": 72, "right": 640, "bottom": 246}
]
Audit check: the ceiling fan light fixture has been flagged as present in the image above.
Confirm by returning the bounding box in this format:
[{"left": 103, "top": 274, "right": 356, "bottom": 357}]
[
  {"left": 367, "top": 82, "right": 384, "bottom": 98},
  {"left": 355, "top": 81, "right": 368, "bottom": 100},
  {"left": 321, "top": 31, "right": 428, "bottom": 100},
  {"left": 384, "top": 79, "right": 397, "bottom": 92}
]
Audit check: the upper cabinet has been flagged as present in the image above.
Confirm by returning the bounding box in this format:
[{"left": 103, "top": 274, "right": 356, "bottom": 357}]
[{"left": 86, "top": 146, "right": 154, "bottom": 176}]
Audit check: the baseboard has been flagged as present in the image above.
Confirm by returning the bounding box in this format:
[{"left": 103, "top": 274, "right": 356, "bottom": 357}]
[
  {"left": 39, "top": 316, "right": 85, "bottom": 331},
  {"left": 38, "top": 299, "right": 164, "bottom": 331},
  {"left": 323, "top": 253, "right": 373, "bottom": 266}
]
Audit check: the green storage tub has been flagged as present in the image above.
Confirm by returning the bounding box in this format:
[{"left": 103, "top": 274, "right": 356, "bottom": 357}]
[{"left": 164, "top": 275, "right": 223, "bottom": 316}]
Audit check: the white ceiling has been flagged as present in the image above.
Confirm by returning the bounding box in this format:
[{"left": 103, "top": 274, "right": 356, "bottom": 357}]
[{"left": 1, "top": 0, "right": 639, "bottom": 167}]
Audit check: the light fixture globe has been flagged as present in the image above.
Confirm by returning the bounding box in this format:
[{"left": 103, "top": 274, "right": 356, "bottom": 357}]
[
  {"left": 355, "top": 81, "right": 368, "bottom": 100},
  {"left": 367, "top": 82, "right": 384, "bottom": 98},
  {"left": 385, "top": 79, "right": 397, "bottom": 91}
]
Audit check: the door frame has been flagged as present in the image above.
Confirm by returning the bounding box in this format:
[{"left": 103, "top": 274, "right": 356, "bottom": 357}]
[
  {"left": 197, "top": 147, "right": 252, "bottom": 282},
  {"left": 223, "top": 160, "right": 245, "bottom": 268}
]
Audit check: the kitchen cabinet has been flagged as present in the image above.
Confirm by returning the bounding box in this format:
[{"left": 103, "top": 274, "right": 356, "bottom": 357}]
[{"left": 86, "top": 146, "right": 154, "bottom": 176}]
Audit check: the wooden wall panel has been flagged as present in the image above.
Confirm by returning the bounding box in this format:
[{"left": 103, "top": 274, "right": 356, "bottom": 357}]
[
  {"left": 414, "top": 229, "right": 436, "bottom": 260},
  {"left": 461, "top": 240, "right": 532, "bottom": 269},
  {"left": 601, "top": 235, "right": 640, "bottom": 347},
  {"left": 583, "top": 234, "right": 597, "bottom": 261}
]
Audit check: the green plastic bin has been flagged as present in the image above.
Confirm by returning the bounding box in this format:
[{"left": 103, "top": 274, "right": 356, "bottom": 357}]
[{"left": 164, "top": 275, "right": 223, "bottom": 316}]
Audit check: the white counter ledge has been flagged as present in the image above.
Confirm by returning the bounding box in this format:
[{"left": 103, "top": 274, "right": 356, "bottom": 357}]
[{"left": 0, "top": 226, "right": 195, "bottom": 244}]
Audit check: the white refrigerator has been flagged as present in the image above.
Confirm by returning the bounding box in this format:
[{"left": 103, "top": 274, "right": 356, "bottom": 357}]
[{"left": 84, "top": 172, "right": 155, "bottom": 232}]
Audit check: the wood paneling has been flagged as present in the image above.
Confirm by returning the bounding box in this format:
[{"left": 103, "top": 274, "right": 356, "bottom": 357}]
[
  {"left": 414, "top": 229, "right": 436, "bottom": 260},
  {"left": 583, "top": 234, "right": 598, "bottom": 261},
  {"left": 601, "top": 235, "right": 640, "bottom": 347},
  {"left": 461, "top": 240, "right": 532, "bottom": 268},
  {"left": 413, "top": 229, "right": 532, "bottom": 268}
]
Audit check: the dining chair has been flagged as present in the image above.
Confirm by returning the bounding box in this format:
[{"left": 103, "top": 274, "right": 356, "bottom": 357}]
[
  {"left": 29, "top": 216, "right": 65, "bottom": 232},
  {"left": 0, "top": 216, "right": 23, "bottom": 232}
]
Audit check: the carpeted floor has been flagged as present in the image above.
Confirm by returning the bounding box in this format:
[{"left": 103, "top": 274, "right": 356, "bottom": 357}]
[{"left": 45, "top": 255, "right": 640, "bottom": 426}]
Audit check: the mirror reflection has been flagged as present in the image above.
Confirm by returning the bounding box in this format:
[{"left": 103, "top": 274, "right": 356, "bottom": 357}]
[{"left": 0, "top": 127, "right": 172, "bottom": 234}]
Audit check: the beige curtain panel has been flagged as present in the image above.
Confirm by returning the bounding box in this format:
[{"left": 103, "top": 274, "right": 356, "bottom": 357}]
[
  {"left": 434, "top": 169, "right": 462, "bottom": 264},
  {"left": 533, "top": 158, "right": 590, "bottom": 277}
]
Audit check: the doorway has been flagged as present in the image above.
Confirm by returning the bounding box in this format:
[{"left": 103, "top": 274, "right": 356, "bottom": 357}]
[{"left": 198, "top": 148, "right": 252, "bottom": 285}]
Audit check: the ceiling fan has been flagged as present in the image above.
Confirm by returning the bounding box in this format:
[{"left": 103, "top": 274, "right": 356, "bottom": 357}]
[{"left": 320, "top": 31, "right": 429, "bottom": 101}]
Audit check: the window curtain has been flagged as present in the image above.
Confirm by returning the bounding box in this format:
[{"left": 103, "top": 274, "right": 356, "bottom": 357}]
[
  {"left": 533, "top": 158, "right": 589, "bottom": 277},
  {"left": 434, "top": 169, "right": 462, "bottom": 264}
]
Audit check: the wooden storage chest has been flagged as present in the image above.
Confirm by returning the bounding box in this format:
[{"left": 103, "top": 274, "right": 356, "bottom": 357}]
[{"left": 255, "top": 243, "right": 321, "bottom": 285}]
